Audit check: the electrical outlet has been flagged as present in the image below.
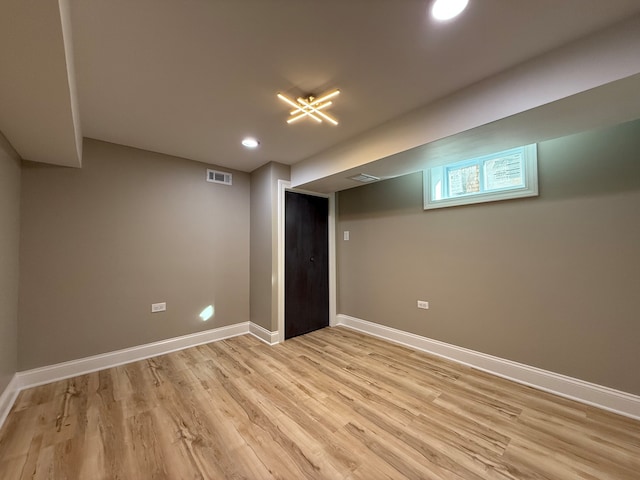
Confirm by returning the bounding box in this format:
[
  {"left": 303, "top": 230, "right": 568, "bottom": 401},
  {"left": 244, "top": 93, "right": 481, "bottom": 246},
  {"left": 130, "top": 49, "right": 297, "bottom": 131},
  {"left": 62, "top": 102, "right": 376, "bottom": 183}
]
[
  {"left": 151, "top": 302, "right": 166, "bottom": 313},
  {"left": 417, "top": 300, "right": 429, "bottom": 310}
]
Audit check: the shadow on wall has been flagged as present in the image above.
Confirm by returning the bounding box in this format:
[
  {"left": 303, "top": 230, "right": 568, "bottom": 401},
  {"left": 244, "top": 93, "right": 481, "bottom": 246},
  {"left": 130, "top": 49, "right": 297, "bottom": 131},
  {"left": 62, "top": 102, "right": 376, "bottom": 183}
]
[
  {"left": 338, "top": 172, "right": 423, "bottom": 219},
  {"left": 338, "top": 118, "right": 640, "bottom": 218},
  {"left": 538, "top": 119, "right": 640, "bottom": 201}
]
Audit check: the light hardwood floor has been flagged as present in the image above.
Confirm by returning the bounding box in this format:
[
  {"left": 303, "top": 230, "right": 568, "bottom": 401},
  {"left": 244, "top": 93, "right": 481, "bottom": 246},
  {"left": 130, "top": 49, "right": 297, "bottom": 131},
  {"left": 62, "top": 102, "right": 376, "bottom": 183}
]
[{"left": 1, "top": 327, "right": 639, "bottom": 479}]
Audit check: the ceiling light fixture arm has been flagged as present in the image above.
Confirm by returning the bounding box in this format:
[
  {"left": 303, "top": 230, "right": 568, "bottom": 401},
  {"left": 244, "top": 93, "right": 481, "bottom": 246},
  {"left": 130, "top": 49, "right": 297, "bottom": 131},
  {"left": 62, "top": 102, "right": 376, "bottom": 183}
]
[{"left": 277, "top": 89, "right": 340, "bottom": 125}]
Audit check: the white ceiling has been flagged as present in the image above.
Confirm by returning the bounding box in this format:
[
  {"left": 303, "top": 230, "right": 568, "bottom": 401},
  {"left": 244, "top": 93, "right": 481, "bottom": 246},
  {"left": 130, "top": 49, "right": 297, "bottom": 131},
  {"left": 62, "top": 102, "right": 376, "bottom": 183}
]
[
  {"left": 0, "top": 0, "right": 82, "bottom": 167},
  {"left": 2, "top": 0, "right": 640, "bottom": 180}
]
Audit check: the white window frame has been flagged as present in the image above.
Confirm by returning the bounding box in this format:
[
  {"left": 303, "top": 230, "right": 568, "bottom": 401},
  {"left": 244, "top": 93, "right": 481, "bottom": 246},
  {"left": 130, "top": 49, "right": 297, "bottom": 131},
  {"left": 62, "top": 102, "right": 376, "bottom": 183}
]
[{"left": 424, "top": 144, "right": 538, "bottom": 210}]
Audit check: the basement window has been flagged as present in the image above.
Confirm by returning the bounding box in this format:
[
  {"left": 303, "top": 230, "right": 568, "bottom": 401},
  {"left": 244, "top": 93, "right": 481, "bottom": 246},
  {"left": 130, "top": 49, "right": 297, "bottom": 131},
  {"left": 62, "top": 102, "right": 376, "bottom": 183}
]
[{"left": 423, "top": 144, "right": 538, "bottom": 210}]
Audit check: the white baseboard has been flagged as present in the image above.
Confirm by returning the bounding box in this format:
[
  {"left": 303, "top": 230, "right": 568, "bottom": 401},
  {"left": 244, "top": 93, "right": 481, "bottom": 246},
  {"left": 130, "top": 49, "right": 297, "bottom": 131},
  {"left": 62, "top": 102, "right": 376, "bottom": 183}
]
[
  {"left": 17, "top": 322, "right": 251, "bottom": 390},
  {"left": 0, "top": 375, "right": 20, "bottom": 430},
  {"left": 249, "top": 323, "right": 279, "bottom": 345},
  {"left": 336, "top": 314, "right": 640, "bottom": 421},
  {"left": 8, "top": 314, "right": 637, "bottom": 427}
]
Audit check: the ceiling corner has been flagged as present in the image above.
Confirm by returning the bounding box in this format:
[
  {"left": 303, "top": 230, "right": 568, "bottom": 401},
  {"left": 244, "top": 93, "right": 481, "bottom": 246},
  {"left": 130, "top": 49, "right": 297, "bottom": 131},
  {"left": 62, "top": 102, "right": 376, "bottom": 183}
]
[{"left": 0, "top": 0, "right": 82, "bottom": 167}]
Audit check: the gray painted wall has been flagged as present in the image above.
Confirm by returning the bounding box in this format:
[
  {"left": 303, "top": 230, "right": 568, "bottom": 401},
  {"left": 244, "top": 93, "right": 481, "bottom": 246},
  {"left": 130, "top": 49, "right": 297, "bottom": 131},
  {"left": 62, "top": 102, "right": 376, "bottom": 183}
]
[
  {"left": 19, "top": 139, "right": 250, "bottom": 369},
  {"left": 250, "top": 163, "right": 272, "bottom": 330},
  {"left": 269, "top": 163, "right": 291, "bottom": 332},
  {"left": 337, "top": 119, "right": 640, "bottom": 395},
  {"left": 0, "top": 132, "right": 20, "bottom": 394},
  {"left": 250, "top": 162, "right": 290, "bottom": 332}
]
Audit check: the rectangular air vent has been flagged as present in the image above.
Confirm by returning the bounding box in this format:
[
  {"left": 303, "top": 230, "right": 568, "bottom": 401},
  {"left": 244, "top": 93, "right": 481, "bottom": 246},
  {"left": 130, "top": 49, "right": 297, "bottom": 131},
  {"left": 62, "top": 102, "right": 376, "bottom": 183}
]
[
  {"left": 348, "top": 173, "right": 380, "bottom": 183},
  {"left": 206, "top": 169, "right": 232, "bottom": 185}
]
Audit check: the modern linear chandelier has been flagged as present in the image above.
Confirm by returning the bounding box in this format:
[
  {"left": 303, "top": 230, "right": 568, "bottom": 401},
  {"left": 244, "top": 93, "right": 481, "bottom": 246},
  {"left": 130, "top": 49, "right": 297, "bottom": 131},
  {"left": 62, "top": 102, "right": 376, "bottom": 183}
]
[{"left": 277, "top": 89, "right": 340, "bottom": 126}]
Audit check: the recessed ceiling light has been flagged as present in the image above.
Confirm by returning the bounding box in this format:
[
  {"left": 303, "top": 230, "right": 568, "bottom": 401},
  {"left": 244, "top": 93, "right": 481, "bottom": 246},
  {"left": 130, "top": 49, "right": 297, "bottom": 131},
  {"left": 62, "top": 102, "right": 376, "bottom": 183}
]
[
  {"left": 242, "top": 137, "right": 259, "bottom": 148},
  {"left": 431, "top": 0, "right": 469, "bottom": 21}
]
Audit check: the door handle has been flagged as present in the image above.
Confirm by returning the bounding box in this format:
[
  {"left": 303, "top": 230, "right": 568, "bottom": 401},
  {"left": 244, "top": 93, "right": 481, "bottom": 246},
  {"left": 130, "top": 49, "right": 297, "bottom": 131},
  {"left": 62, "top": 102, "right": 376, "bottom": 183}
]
[{"left": 310, "top": 256, "right": 315, "bottom": 263}]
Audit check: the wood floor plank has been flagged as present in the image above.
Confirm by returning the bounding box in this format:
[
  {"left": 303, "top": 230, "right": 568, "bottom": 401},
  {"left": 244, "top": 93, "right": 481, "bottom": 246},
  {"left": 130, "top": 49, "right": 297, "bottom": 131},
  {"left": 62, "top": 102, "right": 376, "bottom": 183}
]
[{"left": 2, "top": 326, "right": 640, "bottom": 479}]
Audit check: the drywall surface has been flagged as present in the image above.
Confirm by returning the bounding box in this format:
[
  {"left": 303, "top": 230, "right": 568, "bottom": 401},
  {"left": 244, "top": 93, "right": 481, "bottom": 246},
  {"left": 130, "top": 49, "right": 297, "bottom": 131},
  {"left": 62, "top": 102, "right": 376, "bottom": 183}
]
[
  {"left": 0, "top": 132, "right": 20, "bottom": 392},
  {"left": 19, "top": 139, "right": 250, "bottom": 369},
  {"left": 250, "top": 163, "right": 273, "bottom": 331},
  {"left": 337, "top": 119, "right": 640, "bottom": 395},
  {"left": 250, "top": 162, "right": 290, "bottom": 332}
]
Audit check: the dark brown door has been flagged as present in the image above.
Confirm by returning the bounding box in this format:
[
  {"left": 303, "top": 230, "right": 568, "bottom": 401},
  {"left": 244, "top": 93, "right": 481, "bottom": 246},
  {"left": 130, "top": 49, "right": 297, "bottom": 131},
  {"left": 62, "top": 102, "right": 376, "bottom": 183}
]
[{"left": 285, "top": 191, "right": 329, "bottom": 339}]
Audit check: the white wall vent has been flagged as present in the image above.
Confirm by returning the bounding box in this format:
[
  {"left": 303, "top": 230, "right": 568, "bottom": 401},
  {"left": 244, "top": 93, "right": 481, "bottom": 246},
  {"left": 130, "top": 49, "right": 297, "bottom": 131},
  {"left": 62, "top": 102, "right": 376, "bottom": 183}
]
[{"left": 206, "top": 169, "right": 233, "bottom": 185}]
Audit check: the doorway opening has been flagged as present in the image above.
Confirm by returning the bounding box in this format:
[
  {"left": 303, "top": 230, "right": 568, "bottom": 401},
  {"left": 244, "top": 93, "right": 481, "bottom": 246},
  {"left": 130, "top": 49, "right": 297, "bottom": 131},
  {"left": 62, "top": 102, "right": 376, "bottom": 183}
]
[
  {"left": 277, "top": 182, "right": 336, "bottom": 343},
  {"left": 284, "top": 191, "right": 329, "bottom": 339}
]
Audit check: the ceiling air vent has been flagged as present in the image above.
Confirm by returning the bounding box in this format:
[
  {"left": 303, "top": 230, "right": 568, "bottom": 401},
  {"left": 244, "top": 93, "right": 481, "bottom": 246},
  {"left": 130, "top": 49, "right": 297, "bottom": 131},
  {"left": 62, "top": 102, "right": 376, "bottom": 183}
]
[
  {"left": 206, "top": 169, "right": 232, "bottom": 185},
  {"left": 348, "top": 173, "right": 379, "bottom": 183}
]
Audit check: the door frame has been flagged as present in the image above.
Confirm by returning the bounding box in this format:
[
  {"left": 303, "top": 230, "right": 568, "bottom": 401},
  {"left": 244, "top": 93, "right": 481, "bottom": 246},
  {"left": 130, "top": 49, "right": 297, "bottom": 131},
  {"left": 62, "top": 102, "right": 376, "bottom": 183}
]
[{"left": 277, "top": 180, "right": 336, "bottom": 344}]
